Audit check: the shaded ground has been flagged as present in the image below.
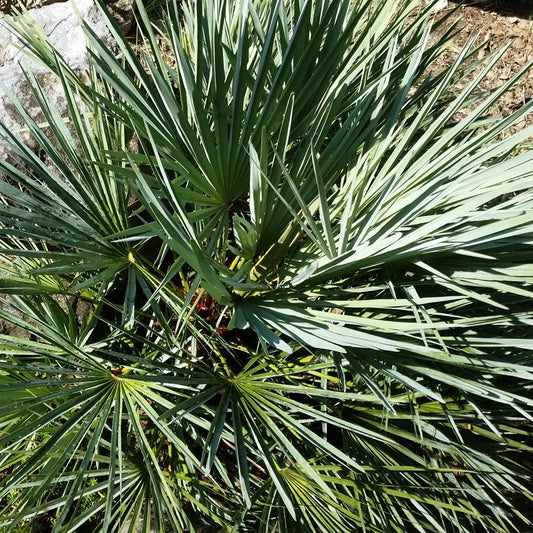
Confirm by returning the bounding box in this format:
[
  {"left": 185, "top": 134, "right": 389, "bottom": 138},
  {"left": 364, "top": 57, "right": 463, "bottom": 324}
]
[{"left": 449, "top": 0, "right": 533, "bottom": 19}]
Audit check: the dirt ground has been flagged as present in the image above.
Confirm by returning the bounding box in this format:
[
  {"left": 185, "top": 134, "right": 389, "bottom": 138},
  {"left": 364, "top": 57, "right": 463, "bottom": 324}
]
[{"left": 433, "top": 0, "right": 533, "bottom": 133}]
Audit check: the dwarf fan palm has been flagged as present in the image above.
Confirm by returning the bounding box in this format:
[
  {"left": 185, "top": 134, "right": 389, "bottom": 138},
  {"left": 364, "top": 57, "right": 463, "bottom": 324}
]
[{"left": 0, "top": 0, "right": 532, "bottom": 531}]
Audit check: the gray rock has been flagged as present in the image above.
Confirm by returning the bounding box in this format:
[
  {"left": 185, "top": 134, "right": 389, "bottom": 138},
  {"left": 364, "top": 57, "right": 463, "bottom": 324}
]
[
  {"left": 0, "top": 0, "right": 115, "bottom": 160},
  {"left": 0, "top": 0, "right": 134, "bottom": 34},
  {"left": 422, "top": 0, "right": 448, "bottom": 11}
]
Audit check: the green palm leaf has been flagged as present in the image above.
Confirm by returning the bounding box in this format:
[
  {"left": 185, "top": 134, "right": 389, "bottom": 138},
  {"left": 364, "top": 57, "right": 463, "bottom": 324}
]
[{"left": 0, "top": 0, "right": 532, "bottom": 531}]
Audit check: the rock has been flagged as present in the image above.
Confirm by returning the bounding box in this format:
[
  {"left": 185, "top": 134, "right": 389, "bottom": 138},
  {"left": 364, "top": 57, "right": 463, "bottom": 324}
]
[
  {"left": 423, "top": 0, "right": 448, "bottom": 12},
  {"left": 0, "top": 0, "right": 116, "bottom": 160},
  {"left": 0, "top": 0, "right": 134, "bottom": 33}
]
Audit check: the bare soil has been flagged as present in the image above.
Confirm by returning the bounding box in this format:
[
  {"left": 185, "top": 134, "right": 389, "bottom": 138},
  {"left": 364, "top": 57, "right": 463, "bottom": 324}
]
[{"left": 433, "top": 0, "right": 533, "bottom": 133}]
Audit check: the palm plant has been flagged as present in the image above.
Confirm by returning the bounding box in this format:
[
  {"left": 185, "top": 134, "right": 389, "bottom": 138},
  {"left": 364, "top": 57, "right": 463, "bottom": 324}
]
[{"left": 0, "top": 0, "right": 532, "bottom": 531}]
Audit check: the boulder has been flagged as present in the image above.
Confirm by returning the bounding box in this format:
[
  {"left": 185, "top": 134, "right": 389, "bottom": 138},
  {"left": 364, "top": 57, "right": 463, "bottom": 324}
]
[
  {"left": 422, "top": 0, "right": 448, "bottom": 11},
  {"left": 0, "top": 0, "right": 135, "bottom": 33},
  {"left": 0, "top": 0, "right": 118, "bottom": 160}
]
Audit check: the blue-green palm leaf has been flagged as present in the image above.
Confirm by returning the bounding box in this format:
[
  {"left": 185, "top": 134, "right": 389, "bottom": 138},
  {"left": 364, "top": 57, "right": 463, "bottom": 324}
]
[{"left": 0, "top": 0, "right": 532, "bottom": 531}]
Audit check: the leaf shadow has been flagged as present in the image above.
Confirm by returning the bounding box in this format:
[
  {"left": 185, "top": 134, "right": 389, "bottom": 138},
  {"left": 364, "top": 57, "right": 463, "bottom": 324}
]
[{"left": 448, "top": 0, "right": 533, "bottom": 19}]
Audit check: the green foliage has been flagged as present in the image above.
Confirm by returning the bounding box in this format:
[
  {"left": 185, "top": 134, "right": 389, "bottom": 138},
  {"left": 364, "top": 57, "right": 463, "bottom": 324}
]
[{"left": 0, "top": 0, "right": 532, "bottom": 531}]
